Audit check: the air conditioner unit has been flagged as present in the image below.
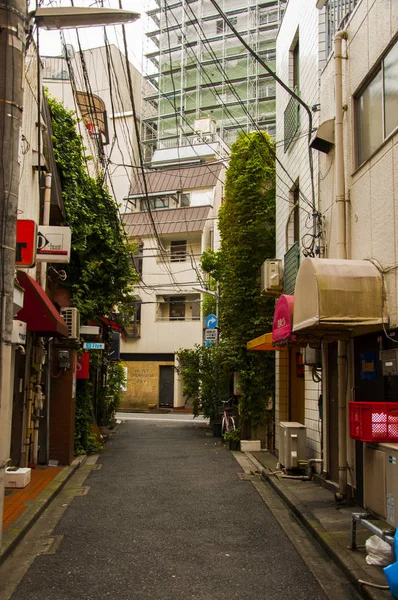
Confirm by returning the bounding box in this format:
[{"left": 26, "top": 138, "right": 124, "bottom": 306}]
[
  {"left": 261, "top": 259, "right": 283, "bottom": 297},
  {"left": 279, "top": 422, "right": 306, "bottom": 470},
  {"left": 60, "top": 307, "right": 80, "bottom": 339}
]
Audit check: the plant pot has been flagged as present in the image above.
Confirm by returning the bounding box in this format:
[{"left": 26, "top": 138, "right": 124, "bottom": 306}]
[
  {"left": 213, "top": 422, "right": 222, "bottom": 437},
  {"left": 228, "top": 439, "right": 240, "bottom": 451}
]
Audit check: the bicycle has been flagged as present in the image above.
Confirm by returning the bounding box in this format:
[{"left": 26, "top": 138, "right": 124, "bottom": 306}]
[{"left": 221, "top": 398, "right": 237, "bottom": 435}]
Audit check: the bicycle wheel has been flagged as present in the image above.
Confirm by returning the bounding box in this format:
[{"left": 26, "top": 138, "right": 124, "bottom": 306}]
[
  {"left": 221, "top": 415, "right": 227, "bottom": 435},
  {"left": 229, "top": 416, "right": 236, "bottom": 431}
]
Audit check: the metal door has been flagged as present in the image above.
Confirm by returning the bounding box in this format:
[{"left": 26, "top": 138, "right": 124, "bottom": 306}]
[{"left": 159, "top": 366, "right": 174, "bottom": 408}]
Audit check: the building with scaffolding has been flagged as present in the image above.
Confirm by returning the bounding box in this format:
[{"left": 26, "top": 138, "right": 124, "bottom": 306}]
[{"left": 141, "top": 0, "right": 285, "bottom": 159}]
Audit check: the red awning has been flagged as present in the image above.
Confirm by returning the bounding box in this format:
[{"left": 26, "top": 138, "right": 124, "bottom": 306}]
[
  {"left": 272, "top": 295, "right": 296, "bottom": 344},
  {"left": 17, "top": 271, "right": 69, "bottom": 337}
]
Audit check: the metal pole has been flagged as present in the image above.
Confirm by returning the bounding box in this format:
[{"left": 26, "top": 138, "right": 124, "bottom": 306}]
[{"left": 0, "top": 0, "right": 27, "bottom": 549}]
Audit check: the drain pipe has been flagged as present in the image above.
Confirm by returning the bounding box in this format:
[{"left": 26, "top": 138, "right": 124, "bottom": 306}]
[
  {"left": 40, "top": 173, "right": 52, "bottom": 291},
  {"left": 335, "top": 30, "right": 349, "bottom": 501}
]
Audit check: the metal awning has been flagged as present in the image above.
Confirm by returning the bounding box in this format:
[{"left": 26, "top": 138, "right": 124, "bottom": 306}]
[
  {"left": 247, "top": 332, "right": 287, "bottom": 352},
  {"left": 293, "top": 258, "right": 388, "bottom": 338}
]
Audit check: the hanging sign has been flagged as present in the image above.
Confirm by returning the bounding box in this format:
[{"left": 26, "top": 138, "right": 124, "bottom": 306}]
[
  {"left": 83, "top": 342, "right": 105, "bottom": 350},
  {"left": 36, "top": 226, "right": 71, "bottom": 263},
  {"left": 76, "top": 352, "right": 90, "bottom": 379},
  {"left": 15, "top": 220, "right": 37, "bottom": 267}
]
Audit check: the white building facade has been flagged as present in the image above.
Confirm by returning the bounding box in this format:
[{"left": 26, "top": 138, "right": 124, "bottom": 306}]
[{"left": 120, "top": 160, "right": 225, "bottom": 410}]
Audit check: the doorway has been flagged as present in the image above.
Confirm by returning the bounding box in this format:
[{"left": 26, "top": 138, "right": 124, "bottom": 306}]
[
  {"left": 289, "top": 345, "right": 305, "bottom": 423},
  {"left": 10, "top": 349, "right": 26, "bottom": 466},
  {"left": 327, "top": 342, "right": 339, "bottom": 482},
  {"left": 159, "top": 366, "right": 174, "bottom": 408}
]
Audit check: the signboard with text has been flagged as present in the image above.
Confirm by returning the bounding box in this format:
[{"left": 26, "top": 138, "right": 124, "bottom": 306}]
[
  {"left": 36, "top": 226, "right": 71, "bottom": 263},
  {"left": 83, "top": 342, "right": 105, "bottom": 350},
  {"left": 16, "top": 220, "right": 37, "bottom": 267}
]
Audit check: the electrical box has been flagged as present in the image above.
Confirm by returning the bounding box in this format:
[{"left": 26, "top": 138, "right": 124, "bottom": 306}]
[
  {"left": 381, "top": 349, "right": 398, "bottom": 376},
  {"left": 58, "top": 349, "right": 71, "bottom": 369},
  {"left": 260, "top": 259, "right": 283, "bottom": 297},
  {"left": 304, "top": 346, "right": 322, "bottom": 367},
  {"left": 279, "top": 422, "right": 306, "bottom": 469},
  {"left": 60, "top": 307, "right": 80, "bottom": 339}
]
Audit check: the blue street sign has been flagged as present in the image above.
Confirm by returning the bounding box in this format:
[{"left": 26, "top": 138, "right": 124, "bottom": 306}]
[
  {"left": 205, "top": 314, "right": 218, "bottom": 329},
  {"left": 205, "top": 340, "right": 214, "bottom": 348},
  {"left": 83, "top": 342, "right": 105, "bottom": 350}
]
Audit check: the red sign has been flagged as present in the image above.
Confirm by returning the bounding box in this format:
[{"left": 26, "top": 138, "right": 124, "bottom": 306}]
[
  {"left": 76, "top": 353, "right": 90, "bottom": 379},
  {"left": 272, "top": 294, "right": 296, "bottom": 344},
  {"left": 16, "top": 220, "right": 37, "bottom": 267}
]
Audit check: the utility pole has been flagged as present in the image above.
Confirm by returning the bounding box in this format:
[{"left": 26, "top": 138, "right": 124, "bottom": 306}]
[{"left": 0, "top": 0, "right": 26, "bottom": 550}]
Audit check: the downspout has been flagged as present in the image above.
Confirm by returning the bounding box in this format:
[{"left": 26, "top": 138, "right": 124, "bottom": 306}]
[
  {"left": 40, "top": 173, "right": 52, "bottom": 292},
  {"left": 335, "top": 30, "right": 349, "bottom": 501}
]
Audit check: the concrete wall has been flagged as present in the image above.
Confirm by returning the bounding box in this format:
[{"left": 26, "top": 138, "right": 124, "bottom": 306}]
[
  {"left": 120, "top": 360, "right": 174, "bottom": 410},
  {"left": 275, "top": 0, "right": 322, "bottom": 458}
]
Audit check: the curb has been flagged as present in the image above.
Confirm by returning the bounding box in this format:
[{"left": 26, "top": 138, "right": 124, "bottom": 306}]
[
  {"left": 0, "top": 455, "right": 86, "bottom": 564},
  {"left": 245, "top": 452, "right": 390, "bottom": 600}
]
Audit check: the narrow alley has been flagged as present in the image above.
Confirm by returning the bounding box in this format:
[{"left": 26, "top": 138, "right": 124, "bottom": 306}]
[{"left": 0, "top": 418, "right": 359, "bottom": 600}]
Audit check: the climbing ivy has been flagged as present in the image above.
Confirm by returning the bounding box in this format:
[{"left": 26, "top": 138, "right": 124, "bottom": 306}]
[
  {"left": 201, "top": 132, "right": 276, "bottom": 431},
  {"left": 47, "top": 94, "right": 138, "bottom": 324},
  {"left": 47, "top": 94, "right": 138, "bottom": 454}
]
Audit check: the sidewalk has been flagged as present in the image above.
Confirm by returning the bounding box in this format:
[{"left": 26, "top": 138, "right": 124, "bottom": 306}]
[
  {"left": 1, "top": 456, "right": 85, "bottom": 563},
  {"left": 246, "top": 450, "right": 393, "bottom": 600}
]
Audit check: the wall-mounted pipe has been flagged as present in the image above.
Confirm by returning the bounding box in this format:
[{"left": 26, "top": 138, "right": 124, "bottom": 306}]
[
  {"left": 40, "top": 173, "right": 52, "bottom": 292},
  {"left": 335, "top": 29, "right": 349, "bottom": 500}
]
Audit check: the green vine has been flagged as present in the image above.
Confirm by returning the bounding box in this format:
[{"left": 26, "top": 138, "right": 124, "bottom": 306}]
[
  {"left": 47, "top": 93, "right": 138, "bottom": 325},
  {"left": 201, "top": 132, "right": 276, "bottom": 430},
  {"left": 47, "top": 93, "right": 138, "bottom": 453}
]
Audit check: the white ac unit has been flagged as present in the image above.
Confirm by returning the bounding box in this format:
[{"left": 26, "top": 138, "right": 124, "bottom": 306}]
[
  {"left": 261, "top": 259, "right": 283, "bottom": 296},
  {"left": 60, "top": 307, "right": 80, "bottom": 339},
  {"left": 279, "top": 422, "right": 306, "bottom": 469}
]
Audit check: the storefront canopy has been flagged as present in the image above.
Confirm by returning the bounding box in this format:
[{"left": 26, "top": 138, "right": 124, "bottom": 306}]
[
  {"left": 272, "top": 294, "right": 295, "bottom": 344},
  {"left": 17, "top": 271, "right": 69, "bottom": 337},
  {"left": 247, "top": 331, "right": 287, "bottom": 352},
  {"left": 293, "top": 258, "right": 387, "bottom": 337}
]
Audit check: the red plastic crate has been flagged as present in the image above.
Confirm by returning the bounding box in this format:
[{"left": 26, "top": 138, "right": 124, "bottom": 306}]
[{"left": 349, "top": 402, "right": 398, "bottom": 443}]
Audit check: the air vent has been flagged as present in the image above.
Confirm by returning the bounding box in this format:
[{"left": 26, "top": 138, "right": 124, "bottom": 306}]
[{"left": 60, "top": 307, "right": 80, "bottom": 339}]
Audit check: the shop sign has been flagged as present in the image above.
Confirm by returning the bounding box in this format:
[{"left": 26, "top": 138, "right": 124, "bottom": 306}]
[
  {"left": 76, "top": 352, "right": 90, "bottom": 379},
  {"left": 36, "top": 226, "right": 71, "bottom": 263},
  {"left": 83, "top": 342, "right": 105, "bottom": 350},
  {"left": 16, "top": 220, "right": 37, "bottom": 267}
]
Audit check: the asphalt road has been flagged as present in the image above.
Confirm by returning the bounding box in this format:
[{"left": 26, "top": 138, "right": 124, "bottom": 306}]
[{"left": 9, "top": 419, "right": 329, "bottom": 600}]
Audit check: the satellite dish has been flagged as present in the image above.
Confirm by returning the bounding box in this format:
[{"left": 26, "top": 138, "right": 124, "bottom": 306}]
[{"left": 62, "top": 44, "right": 75, "bottom": 60}]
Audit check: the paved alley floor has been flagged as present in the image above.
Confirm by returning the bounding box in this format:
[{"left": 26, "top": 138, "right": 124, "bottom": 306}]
[{"left": 1, "top": 420, "right": 354, "bottom": 600}]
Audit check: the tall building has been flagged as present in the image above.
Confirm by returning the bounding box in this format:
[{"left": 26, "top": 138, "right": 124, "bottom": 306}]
[{"left": 142, "top": 0, "right": 285, "bottom": 159}]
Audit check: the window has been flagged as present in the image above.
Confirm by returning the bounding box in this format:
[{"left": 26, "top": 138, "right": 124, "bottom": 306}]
[
  {"left": 259, "top": 8, "right": 278, "bottom": 25},
  {"left": 140, "top": 196, "right": 169, "bottom": 211},
  {"left": 191, "top": 297, "right": 200, "bottom": 320},
  {"left": 293, "top": 185, "right": 300, "bottom": 245},
  {"left": 216, "top": 19, "right": 224, "bottom": 34},
  {"left": 180, "top": 193, "right": 190, "bottom": 207},
  {"left": 133, "top": 242, "right": 144, "bottom": 276},
  {"left": 169, "top": 296, "right": 185, "bottom": 320},
  {"left": 356, "top": 41, "right": 398, "bottom": 165},
  {"left": 170, "top": 240, "right": 187, "bottom": 262},
  {"left": 292, "top": 40, "right": 300, "bottom": 91}
]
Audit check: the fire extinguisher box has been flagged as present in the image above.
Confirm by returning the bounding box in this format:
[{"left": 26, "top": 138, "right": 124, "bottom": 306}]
[{"left": 5, "top": 467, "right": 31, "bottom": 488}]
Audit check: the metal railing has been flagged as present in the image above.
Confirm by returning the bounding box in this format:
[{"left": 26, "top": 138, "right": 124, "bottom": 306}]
[{"left": 326, "top": 0, "right": 359, "bottom": 55}]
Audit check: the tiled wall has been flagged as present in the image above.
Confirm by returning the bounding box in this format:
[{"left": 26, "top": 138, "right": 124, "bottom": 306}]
[{"left": 275, "top": 0, "right": 323, "bottom": 458}]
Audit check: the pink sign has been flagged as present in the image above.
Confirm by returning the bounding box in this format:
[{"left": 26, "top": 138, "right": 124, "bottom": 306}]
[{"left": 272, "top": 295, "right": 295, "bottom": 344}]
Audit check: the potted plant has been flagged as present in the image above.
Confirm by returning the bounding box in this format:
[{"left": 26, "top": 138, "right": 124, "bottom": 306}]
[{"left": 223, "top": 429, "right": 241, "bottom": 451}]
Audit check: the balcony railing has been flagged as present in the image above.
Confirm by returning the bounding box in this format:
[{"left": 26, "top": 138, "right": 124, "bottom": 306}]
[
  {"left": 326, "top": 0, "right": 359, "bottom": 55},
  {"left": 284, "top": 92, "right": 300, "bottom": 153}
]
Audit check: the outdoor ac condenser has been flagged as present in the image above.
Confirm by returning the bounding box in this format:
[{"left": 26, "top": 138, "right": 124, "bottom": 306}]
[
  {"left": 279, "top": 422, "right": 306, "bottom": 470},
  {"left": 60, "top": 307, "right": 80, "bottom": 339}
]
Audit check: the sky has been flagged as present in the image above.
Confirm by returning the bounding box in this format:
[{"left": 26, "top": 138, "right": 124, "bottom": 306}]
[{"left": 36, "top": 0, "right": 150, "bottom": 72}]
